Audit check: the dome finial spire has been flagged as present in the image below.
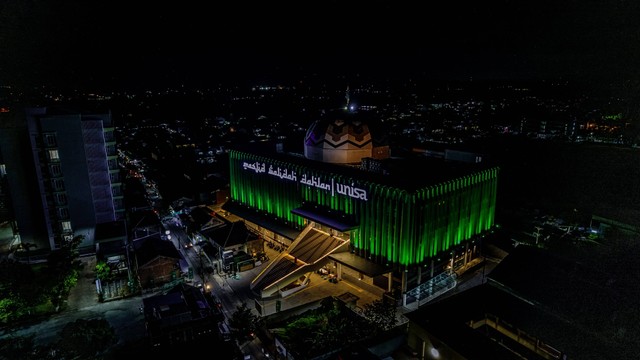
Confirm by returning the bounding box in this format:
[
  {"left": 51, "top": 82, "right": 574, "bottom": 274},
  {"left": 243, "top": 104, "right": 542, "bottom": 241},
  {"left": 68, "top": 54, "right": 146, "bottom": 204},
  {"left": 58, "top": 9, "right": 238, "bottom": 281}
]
[{"left": 345, "top": 85, "right": 350, "bottom": 110}]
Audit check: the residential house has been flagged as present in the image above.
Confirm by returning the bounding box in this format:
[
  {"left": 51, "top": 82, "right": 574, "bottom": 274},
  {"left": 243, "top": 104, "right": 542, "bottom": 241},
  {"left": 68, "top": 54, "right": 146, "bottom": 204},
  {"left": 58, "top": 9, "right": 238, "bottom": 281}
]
[
  {"left": 142, "top": 283, "right": 225, "bottom": 348},
  {"left": 133, "top": 235, "right": 182, "bottom": 289}
]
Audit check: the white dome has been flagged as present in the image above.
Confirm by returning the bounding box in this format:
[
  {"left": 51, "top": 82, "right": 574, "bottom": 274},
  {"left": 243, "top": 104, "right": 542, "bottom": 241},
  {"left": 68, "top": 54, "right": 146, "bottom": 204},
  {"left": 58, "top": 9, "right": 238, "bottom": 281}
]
[{"left": 303, "top": 114, "right": 374, "bottom": 164}]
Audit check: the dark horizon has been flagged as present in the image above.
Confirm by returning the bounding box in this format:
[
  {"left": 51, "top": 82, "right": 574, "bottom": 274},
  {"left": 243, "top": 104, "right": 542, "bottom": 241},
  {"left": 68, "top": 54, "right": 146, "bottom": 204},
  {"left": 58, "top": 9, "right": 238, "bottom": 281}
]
[{"left": 2, "top": 1, "right": 640, "bottom": 94}]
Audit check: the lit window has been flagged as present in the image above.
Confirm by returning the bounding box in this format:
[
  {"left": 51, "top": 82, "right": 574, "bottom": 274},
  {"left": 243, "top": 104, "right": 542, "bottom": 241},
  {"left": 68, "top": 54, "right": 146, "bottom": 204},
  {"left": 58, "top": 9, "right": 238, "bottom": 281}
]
[
  {"left": 48, "top": 149, "right": 59, "bottom": 161},
  {"left": 61, "top": 221, "right": 72, "bottom": 231}
]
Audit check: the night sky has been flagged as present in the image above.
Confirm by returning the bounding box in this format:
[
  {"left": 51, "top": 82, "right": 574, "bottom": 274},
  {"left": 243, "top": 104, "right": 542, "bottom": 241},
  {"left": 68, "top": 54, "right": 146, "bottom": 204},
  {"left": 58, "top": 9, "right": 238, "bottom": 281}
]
[{"left": 2, "top": 0, "right": 640, "bottom": 91}]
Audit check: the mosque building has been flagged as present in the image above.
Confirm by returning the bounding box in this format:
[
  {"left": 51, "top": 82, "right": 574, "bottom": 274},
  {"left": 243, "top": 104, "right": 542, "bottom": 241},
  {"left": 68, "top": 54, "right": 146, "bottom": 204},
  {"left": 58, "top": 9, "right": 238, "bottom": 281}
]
[{"left": 222, "top": 105, "right": 499, "bottom": 307}]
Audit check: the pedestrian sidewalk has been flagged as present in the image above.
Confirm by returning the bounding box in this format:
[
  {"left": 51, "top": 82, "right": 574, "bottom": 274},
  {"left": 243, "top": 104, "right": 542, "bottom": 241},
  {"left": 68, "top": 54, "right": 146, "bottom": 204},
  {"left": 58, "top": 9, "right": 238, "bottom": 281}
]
[{"left": 65, "top": 255, "right": 99, "bottom": 311}]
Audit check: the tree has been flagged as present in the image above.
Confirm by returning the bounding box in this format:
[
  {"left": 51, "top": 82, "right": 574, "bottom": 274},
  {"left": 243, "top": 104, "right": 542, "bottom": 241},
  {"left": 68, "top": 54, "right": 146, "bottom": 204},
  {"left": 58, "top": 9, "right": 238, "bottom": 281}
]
[
  {"left": 95, "top": 260, "right": 112, "bottom": 282},
  {"left": 0, "top": 318, "right": 117, "bottom": 360},
  {"left": 0, "top": 259, "right": 47, "bottom": 324},
  {"left": 47, "top": 235, "right": 83, "bottom": 274},
  {"left": 0, "top": 258, "right": 43, "bottom": 307},
  {"left": 276, "top": 298, "right": 375, "bottom": 358},
  {"left": 0, "top": 295, "right": 28, "bottom": 324},
  {"left": 48, "top": 274, "right": 78, "bottom": 311},
  {"left": 229, "top": 302, "right": 258, "bottom": 341},
  {"left": 46, "top": 235, "right": 84, "bottom": 311},
  {"left": 362, "top": 298, "right": 398, "bottom": 332},
  {"left": 56, "top": 318, "right": 117, "bottom": 358},
  {"left": 0, "top": 334, "right": 38, "bottom": 360}
]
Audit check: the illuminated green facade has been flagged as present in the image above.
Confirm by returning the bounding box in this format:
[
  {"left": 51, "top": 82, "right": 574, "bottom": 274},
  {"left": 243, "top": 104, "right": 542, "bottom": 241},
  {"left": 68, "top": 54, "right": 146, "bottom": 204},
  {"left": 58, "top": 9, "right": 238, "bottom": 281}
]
[{"left": 229, "top": 149, "right": 498, "bottom": 268}]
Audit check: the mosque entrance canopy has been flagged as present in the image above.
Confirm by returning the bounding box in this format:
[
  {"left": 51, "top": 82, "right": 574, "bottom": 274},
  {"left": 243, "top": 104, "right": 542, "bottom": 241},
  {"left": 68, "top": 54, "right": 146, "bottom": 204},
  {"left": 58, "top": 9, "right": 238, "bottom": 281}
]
[
  {"left": 221, "top": 201, "right": 301, "bottom": 240},
  {"left": 291, "top": 203, "right": 358, "bottom": 232}
]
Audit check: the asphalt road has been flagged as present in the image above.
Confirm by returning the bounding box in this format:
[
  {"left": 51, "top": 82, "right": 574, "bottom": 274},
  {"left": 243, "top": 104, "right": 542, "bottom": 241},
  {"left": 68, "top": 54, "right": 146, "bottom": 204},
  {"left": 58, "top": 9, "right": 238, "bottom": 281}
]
[
  {"left": 1, "top": 215, "right": 497, "bottom": 360},
  {"left": 0, "top": 220, "right": 275, "bottom": 359},
  {"left": 164, "top": 216, "right": 270, "bottom": 359},
  {"left": 0, "top": 256, "right": 147, "bottom": 349}
]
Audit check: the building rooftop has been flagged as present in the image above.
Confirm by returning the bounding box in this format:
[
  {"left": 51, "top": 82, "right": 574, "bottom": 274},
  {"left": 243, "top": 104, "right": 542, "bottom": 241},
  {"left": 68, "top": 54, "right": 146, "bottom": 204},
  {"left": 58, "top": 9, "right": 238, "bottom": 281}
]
[
  {"left": 230, "top": 141, "right": 498, "bottom": 191},
  {"left": 133, "top": 236, "right": 181, "bottom": 267},
  {"left": 404, "top": 245, "right": 634, "bottom": 359},
  {"left": 200, "top": 218, "right": 254, "bottom": 248}
]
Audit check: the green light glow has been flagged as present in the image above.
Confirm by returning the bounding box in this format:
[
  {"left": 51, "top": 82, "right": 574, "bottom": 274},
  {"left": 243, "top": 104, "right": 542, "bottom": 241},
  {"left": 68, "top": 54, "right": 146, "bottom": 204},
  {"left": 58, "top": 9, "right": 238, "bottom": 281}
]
[
  {"left": 603, "top": 113, "right": 622, "bottom": 121},
  {"left": 229, "top": 150, "right": 499, "bottom": 267}
]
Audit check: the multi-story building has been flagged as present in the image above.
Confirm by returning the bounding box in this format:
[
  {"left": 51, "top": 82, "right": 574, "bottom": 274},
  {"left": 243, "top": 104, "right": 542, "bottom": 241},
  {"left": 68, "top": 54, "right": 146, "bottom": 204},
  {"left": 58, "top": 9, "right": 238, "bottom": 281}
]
[
  {"left": 0, "top": 106, "right": 124, "bottom": 254},
  {"left": 222, "top": 109, "right": 499, "bottom": 307}
]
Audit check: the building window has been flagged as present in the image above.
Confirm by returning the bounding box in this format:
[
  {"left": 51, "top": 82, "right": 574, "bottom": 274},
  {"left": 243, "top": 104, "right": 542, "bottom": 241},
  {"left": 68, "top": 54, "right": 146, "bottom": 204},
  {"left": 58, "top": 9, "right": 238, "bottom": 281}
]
[
  {"left": 51, "top": 178, "right": 65, "bottom": 191},
  {"left": 104, "top": 131, "right": 115, "bottom": 143},
  {"left": 61, "top": 221, "right": 72, "bottom": 232},
  {"left": 57, "top": 207, "right": 69, "bottom": 219},
  {"left": 113, "top": 198, "right": 124, "bottom": 209},
  {"left": 43, "top": 133, "right": 57, "bottom": 147},
  {"left": 48, "top": 149, "right": 59, "bottom": 161},
  {"left": 54, "top": 192, "right": 67, "bottom": 206},
  {"left": 49, "top": 164, "right": 62, "bottom": 177}
]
